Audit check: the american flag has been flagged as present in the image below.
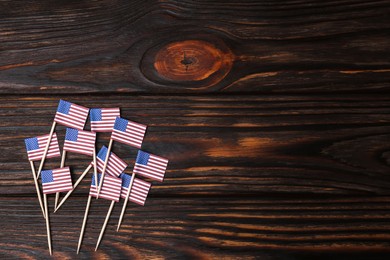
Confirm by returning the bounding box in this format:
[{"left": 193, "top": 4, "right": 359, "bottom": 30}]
[
  {"left": 41, "top": 167, "right": 73, "bottom": 194},
  {"left": 90, "top": 108, "right": 120, "bottom": 132},
  {"left": 54, "top": 99, "right": 89, "bottom": 130},
  {"left": 64, "top": 128, "right": 96, "bottom": 156},
  {"left": 91, "top": 146, "right": 127, "bottom": 177},
  {"left": 133, "top": 150, "right": 168, "bottom": 182},
  {"left": 120, "top": 174, "right": 151, "bottom": 206},
  {"left": 89, "top": 173, "right": 122, "bottom": 201},
  {"left": 111, "top": 117, "right": 147, "bottom": 148},
  {"left": 25, "top": 133, "right": 61, "bottom": 161}
]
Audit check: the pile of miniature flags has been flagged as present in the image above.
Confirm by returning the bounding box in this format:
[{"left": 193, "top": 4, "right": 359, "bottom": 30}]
[{"left": 24, "top": 100, "right": 168, "bottom": 255}]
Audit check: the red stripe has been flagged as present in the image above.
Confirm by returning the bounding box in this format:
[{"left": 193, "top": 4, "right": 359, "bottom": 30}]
[
  {"left": 90, "top": 108, "right": 120, "bottom": 132},
  {"left": 133, "top": 165, "right": 165, "bottom": 182},
  {"left": 129, "top": 178, "right": 151, "bottom": 205},
  {"left": 89, "top": 176, "right": 121, "bottom": 201},
  {"left": 54, "top": 105, "right": 89, "bottom": 129},
  {"left": 111, "top": 133, "right": 143, "bottom": 148},
  {"left": 54, "top": 116, "right": 84, "bottom": 130},
  {"left": 42, "top": 168, "right": 73, "bottom": 194},
  {"left": 56, "top": 110, "right": 86, "bottom": 123},
  {"left": 95, "top": 154, "right": 127, "bottom": 177},
  {"left": 127, "top": 121, "right": 147, "bottom": 130},
  {"left": 28, "top": 134, "right": 61, "bottom": 161}
]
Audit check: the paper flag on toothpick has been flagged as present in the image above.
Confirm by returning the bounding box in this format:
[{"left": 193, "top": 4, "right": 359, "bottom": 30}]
[
  {"left": 90, "top": 108, "right": 121, "bottom": 132},
  {"left": 133, "top": 150, "right": 168, "bottom": 182}
]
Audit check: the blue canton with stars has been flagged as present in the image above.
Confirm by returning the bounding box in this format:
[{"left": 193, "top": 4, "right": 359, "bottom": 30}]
[
  {"left": 97, "top": 145, "right": 109, "bottom": 161},
  {"left": 65, "top": 128, "right": 79, "bottom": 141},
  {"left": 25, "top": 137, "right": 39, "bottom": 151},
  {"left": 136, "top": 150, "right": 150, "bottom": 165},
  {"left": 113, "top": 117, "right": 128, "bottom": 132},
  {"left": 90, "top": 108, "right": 102, "bottom": 121},
  {"left": 57, "top": 99, "right": 71, "bottom": 114},
  {"left": 120, "top": 173, "right": 132, "bottom": 188},
  {"left": 91, "top": 173, "right": 102, "bottom": 186},
  {"left": 41, "top": 170, "right": 54, "bottom": 183}
]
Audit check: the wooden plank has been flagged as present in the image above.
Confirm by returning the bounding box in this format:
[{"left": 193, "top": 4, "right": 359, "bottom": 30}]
[
  {"left": 3, "top": 94, "right": 390, "bottom": 195},
  {"left": 0, "top": 0, "right": 389, "bottom": 93},
  {"left": 1, "top": 196, "right": 390, "bottom": 258},
  {"left": 1, "top": 0, "right": 389, "bottom": 258}
]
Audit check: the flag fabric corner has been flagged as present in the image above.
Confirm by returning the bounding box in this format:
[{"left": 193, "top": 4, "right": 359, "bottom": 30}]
[
  {"left": 89, "top": 173, "right": 122, "bottom": 202},
  {"left": 90, "top": 108, "right": 120, "bottom": 132},
  {"left": 64, "top": 128, "right": 96, "bottom": 156},
  {"left": 120, "top": 173, "right": 151, "bottom": 206},
  {"left": 111, "top": 117, "right": 147, "bottom": 148},
  {"left": 119, "top": 173, "right": 132, "bottom": 199},
  {"left": 25, "top": 133, "right": 61, "bottom": 161},
  {"left": 54, "top": 100, "right": 89, "bottom": 130},
  {"left": 93, "top": 146, "right": 127, "bottom": 177},
  {"left": 133, "top": 150, "right": 168, "bottom": 182},
  {"left": 41, "top": 167, "right": 73, "bottom": 194},
  {"left": 129, "top": 177, "right": 151, "bottom": 206}
]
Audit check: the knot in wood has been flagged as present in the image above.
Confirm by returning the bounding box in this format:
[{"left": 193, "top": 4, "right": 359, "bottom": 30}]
[{"left": 154, "top": 40, "right": 233, "bottom": 82}]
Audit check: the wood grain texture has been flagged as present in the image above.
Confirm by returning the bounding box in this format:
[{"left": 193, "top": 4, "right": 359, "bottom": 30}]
[
  {"left": 2, "top": 95, "right": 389, "bottom": 197},
  {"left": 1, "top": 197, "right": 390, "bottom": 259},
  {"left": 1, "top": 0, "right": 390, "bottom": 258},
  {"left": 0, "top": 0, "right": 389, "bottom": 93}
]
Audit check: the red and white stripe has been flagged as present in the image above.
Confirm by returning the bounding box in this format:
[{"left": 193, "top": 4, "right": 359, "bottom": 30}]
[
  {"left": 91, "top": 108, "right": 120, "bottom": 132},
  {"left": 64, "top": 130, "right": 96, "bottom": 156},
  {"left": 128, "top": 178, "right": 151, "bottom": 206},
  {"left": 111, "top": 121, "right": 147, "bottom": 148},
  {"left": 134, "top": 154, "right": 168, "bottom": 182},
  {"left": 89, "top": 175, "right": 122, "bottom": 202},
  {"left": 27, "top": 133, "right": 61, "bottom": 161},
  {"left": 54, "top": 103, "right": 89, "bottom": 130},
  {"left": 92, "top": 152, "right": 127, "bottom": 178},
  {"left": 42, "top": 167, "right": 73, "bottom": 194}
]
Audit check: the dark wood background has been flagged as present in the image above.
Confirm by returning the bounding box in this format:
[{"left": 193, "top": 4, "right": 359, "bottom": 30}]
[{"left": 1, "top": 0, "right": 390, "bottom": 259}]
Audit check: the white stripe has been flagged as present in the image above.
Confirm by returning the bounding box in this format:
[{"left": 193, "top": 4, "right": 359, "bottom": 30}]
[
  {"left": 111, "top": 134, "right": 142, "bottom": 148},
  {"left": 136, "top": 163, "right": 166, "bottom": 173},
  {"left": 54, "top": 116, "right": 84, "bottom": 130},
  {"left": 56, "top": 112, "right": 85, "bottom": 124}
]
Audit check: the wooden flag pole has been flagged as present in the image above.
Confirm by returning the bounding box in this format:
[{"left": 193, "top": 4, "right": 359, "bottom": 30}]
[
  {"left": 29, "top": 161, "right": 45, "bottom": 219},
  {"left": 54, "top": 150, "right": 66, "bottom": 210},
  {"left": 117, "top": 172, "right": 136, "bottom": 231},
  {"left": 37, "top": 121, "right": 56, "bottom": 178},
  {"left": 77, "top": 195, "right": 92, "bottom": 254},
  {"left": 55, "top": 164, "right": 92, "bottom": 213},
  {"left": 92, "top": 148, "right": 98, "bottom": 195},
  {"left": 43, "top": 194, "right": 52, "bottom": 255},
  {"left": 97, "top": 139, "right": 113, "bottom": 198},
  {"left": 95, "top": 200, "right": 115, "bottom": 251}
]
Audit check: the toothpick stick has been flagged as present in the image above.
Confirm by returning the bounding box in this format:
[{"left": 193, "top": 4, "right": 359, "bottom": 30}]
[
  {"left": 77, "top": 195, "right": 92, "bottom": 254},
  {"left": 54, "top": 192, "right": 60, "bottom": 212},
  {"left": 37, "top": 121, "right": 56, "bottom": 178},
  {"left": 43, "top": 194, "right": 52, "bottom": 255},
  {"left": 55, "top": 164, "right": 92, "bottom": 213},
  {"left": 97, "top": 139, "right": 113, "bottom": 198},
  {"left": 54, "top": 150, "right": 66, "bottom": 210},
  {"left": 92, "top": 148, "right": 98, "bottom": 196},
  {"left": 117, "top": 172, "right": 135, "bottom": 231},
  {"left": 95, "top": 200, "right": 115, "bottom": 251},
  {"left": 29, "top": 161, "right": 45, "bottom": 219}
]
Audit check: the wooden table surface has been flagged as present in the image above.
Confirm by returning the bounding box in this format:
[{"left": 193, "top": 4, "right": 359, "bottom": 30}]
[{"left": 1, "top": 0, "right": 390, "bottom": 259}]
